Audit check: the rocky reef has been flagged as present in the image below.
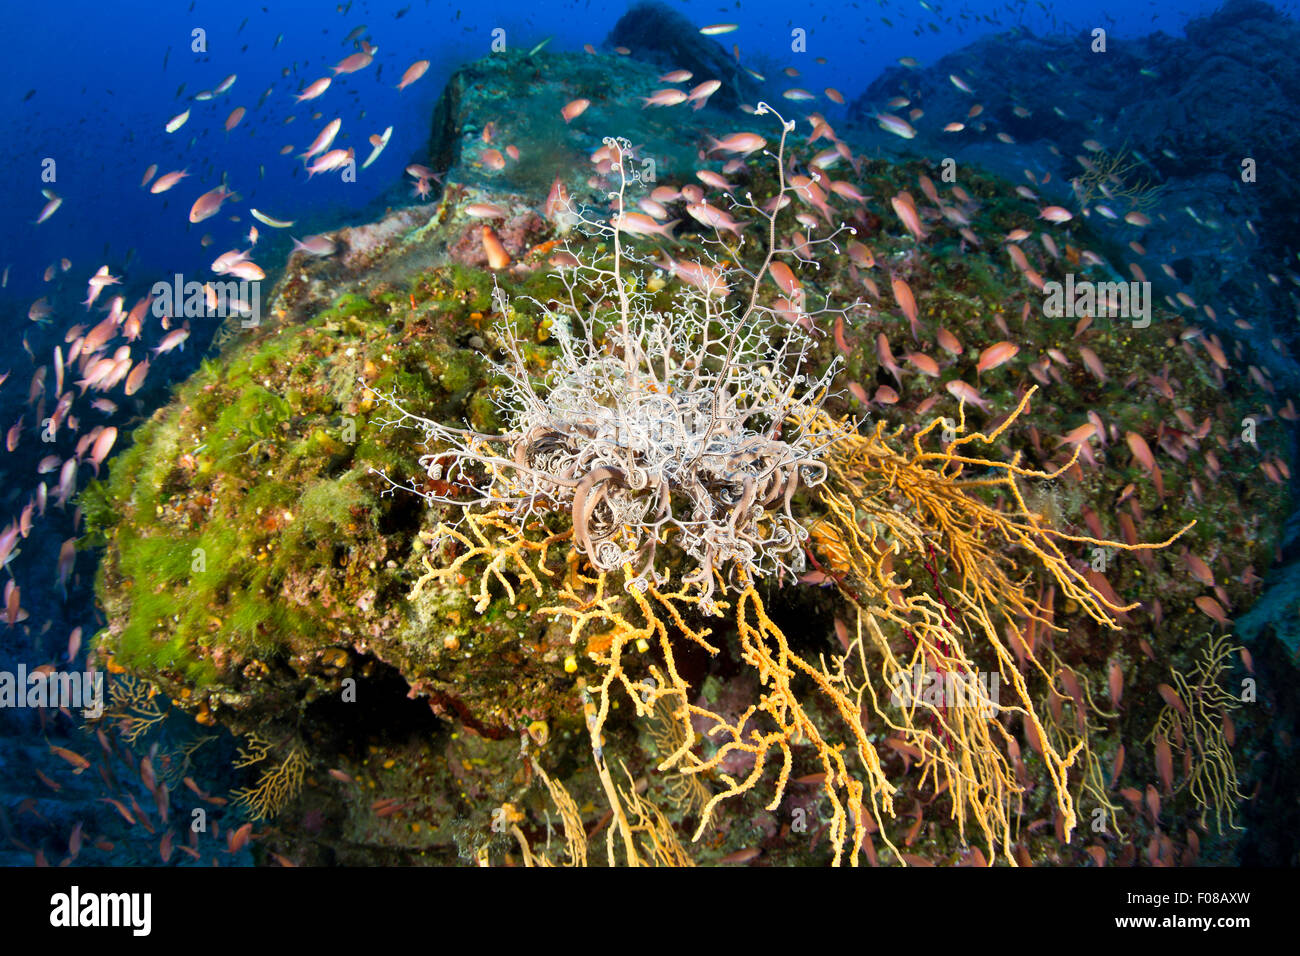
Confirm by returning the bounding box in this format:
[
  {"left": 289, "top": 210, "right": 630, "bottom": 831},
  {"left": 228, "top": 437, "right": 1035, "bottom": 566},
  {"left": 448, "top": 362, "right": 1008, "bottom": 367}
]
[
  {"left": 605, "top": 2, "right": 761, "bottom": 111},
  {"left": 83, "top": 30, "right": 1297, "bottom": 866},
  {"left": 849, "top": 0, "right": 1300, "bottom": 389}
]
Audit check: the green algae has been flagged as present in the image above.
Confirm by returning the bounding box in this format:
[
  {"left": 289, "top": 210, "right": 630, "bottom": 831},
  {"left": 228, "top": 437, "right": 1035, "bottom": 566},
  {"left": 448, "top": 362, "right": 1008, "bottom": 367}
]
[{"left": 88, "top": 267, "right": 582, "bottom": 724}]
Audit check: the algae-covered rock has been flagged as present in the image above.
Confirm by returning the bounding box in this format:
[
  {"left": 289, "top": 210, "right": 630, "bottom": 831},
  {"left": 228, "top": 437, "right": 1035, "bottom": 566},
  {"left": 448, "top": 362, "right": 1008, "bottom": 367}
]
[
  {"left": 428, "top": 44, "right": 733, "bottom": 197},
  {"left": 87, "top": 46, "right": 1296, "bottom": 866}
]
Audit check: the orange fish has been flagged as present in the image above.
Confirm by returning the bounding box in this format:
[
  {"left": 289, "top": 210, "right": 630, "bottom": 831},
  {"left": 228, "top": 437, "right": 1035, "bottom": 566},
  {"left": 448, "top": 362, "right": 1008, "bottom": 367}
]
[
  {"left": 1156, "top": 683, "right": 1188, "bottom": 717},
  {"left": 905, "top": 351, "right": 940, "bottom": 377},
  {"left": 189, "top": 186, "right": 236, "bottom": 224},
  {"left": 707, "top": 132, "right": 766, "bottom": 156},
  {"left": 397, "top": 59, "right": 430, "bottom": 91},
  {"left": 664, "top": 258, "right": 729, "bottom": 297},
  {"left": 89, "top": 426, "right": 117, "bottom": 474},
  {"left": 833, "top": 314, "right": 852, "bottom": 355},
  {"left": 1059, "top": 422, "right": 1097, "bottom": 446},
  {"left": 1202, "top": 337, "right": 1230, "bottom": 370},
  {"left": 1154, "top": 734, "right": 1174, "bottom": 795},
  {"left": 300, "top": 118, "right": 342, "bottom": 161},
  {"left": 641, "top": 88, "right": 689, "bottom": 108},
  {"left": 561, "top": 98, "right": 590, "bottom": 123},
  {"left": 686, "top": 80, "right": 721, "bottom": 109},
  {"left": 306, "top": 147, "right": 354, "bottom": 178},
  {"left": 1145, "top": 785, "right": 1160, "bottom": 824},
  {"left": 150, "top": 169, "right": 189, "bottom": 194},
  {"left": 945, "top": 379, "right": 991, "bottom": 411},
  {"left": 1194, "top": 595, "right": 1229, "bottom": 627},
  {"left": 333, "top": 51, "right": 373, "bottom": 74},
  {"left": 975, "top": 341, "right": 1019, "bottom": 376},
  {"left": 1006, "top": 243, "right": 1031, "bottom": 273},
  {"left": 481, "top": 227, "right": 511, "bottom": 270},
  {"left": 876, "top": 333, "right": 902, "bottom": 381},
  {"left": 935, "top": 327, "right": 962, "bottom": 355},
  {"left": 890, "top": 275, "right": 919, "bottom": 338},
  {"left": 846, "top": 241, "right": 875, "bottom": 269},
  {"left": 151, "top": 329, "right": 190, "bottom": 356},
  {"left": 873, "top": 384, "right": 900, "bottom": 405},
  {"left": 49, "top": 744, "right": 90, "bottom": 773},
  {"left": 57, "top": 538, "right": 76, "bottom": 594},
  {"left": 124, "top": 359, "right": 150, "bottom": 396},
  {"left": 295, "top": 77, "right": 331, "bottom": 102},
  {"left": 769, "top": 261, "right": 801, "bottom": 299},
  {"left": 1125, "top": 431, "right": 1157, "bottom": 472},
  {"left": 1184, "top": 551, "right": 1215, "bottom": 587},
  {"left": 877, "top": 113, "right": 917, "bottom": 140},
  {"left": 1077, "top": 346, "right": 1107, "bottom": 381},
  {"left": 686, "top": 202, "right": 748, "bottom": 236},
  {"left": 889, "top": 193, "right": 927, "bottom": 241},
  {"left": 614, "top": 212, "right": 679, "bottom": 240}
]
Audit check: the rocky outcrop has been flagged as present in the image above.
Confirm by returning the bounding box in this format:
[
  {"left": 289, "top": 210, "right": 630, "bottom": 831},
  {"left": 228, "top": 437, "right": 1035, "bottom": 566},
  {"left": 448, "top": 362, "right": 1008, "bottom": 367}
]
[
  {"left": 848, "top": 0, "right": 1300, "bottom": 392},
  {"left": 427, "top": 45, "right": 743, "bottom": 197},
  {"left": 1239, "top": 507, "right": 1300, "bottom": 662},
  {"left": 605, "top": 1, "right": 759, "bottom": 111}
]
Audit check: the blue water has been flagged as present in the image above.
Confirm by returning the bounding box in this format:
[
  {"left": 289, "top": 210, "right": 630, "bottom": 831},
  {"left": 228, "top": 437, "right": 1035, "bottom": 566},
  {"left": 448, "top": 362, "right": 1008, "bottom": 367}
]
[{"left": 0, "top": 0, "right": 1262, "bottom": 306}]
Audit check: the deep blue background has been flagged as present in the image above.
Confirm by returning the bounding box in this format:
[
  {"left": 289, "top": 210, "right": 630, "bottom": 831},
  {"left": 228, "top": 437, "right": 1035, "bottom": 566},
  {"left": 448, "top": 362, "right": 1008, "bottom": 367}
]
[{"left": 0, "top": 0, "right": 1264, "bottom": 309}]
